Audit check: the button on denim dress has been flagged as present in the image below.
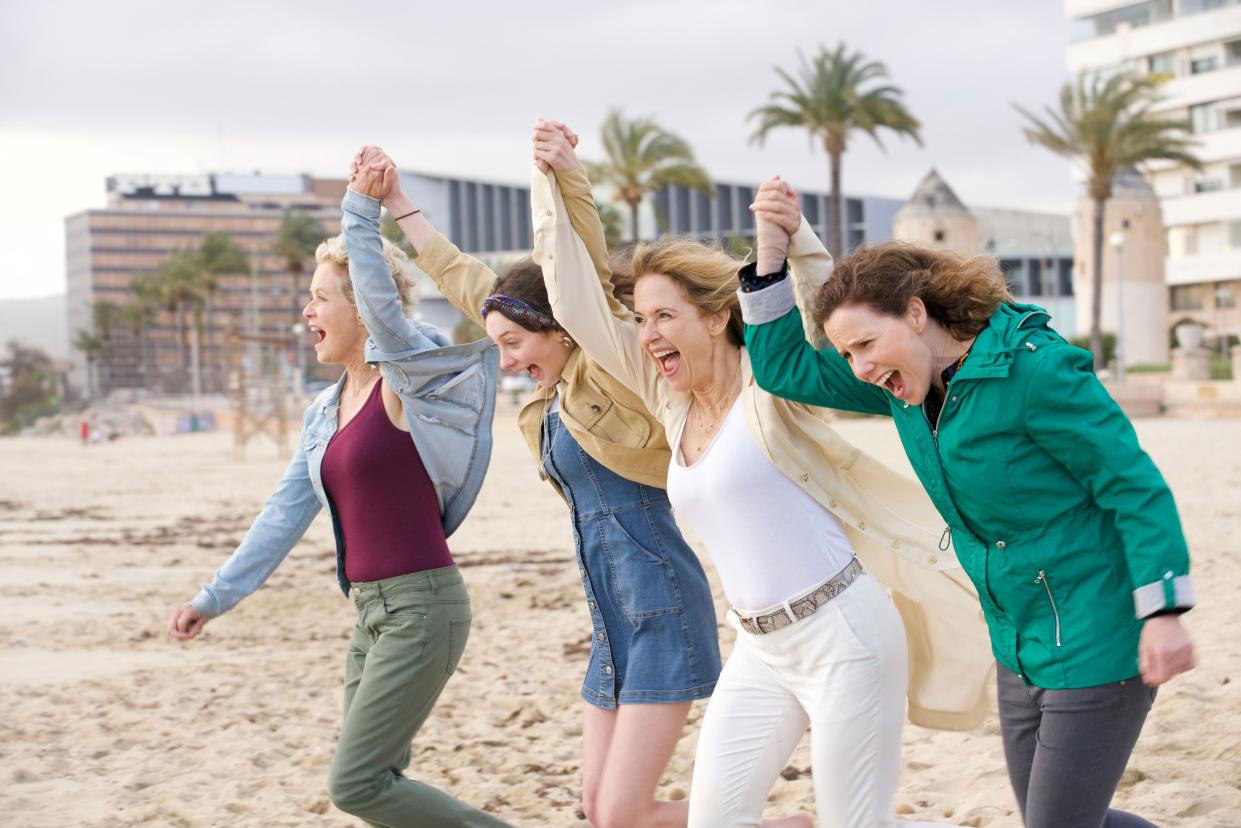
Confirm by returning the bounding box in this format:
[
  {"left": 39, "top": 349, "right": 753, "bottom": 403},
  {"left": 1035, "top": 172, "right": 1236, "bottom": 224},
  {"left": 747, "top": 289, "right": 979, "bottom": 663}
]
[{"left": 542, "top": 411, "right": 720, "bottom": 708}]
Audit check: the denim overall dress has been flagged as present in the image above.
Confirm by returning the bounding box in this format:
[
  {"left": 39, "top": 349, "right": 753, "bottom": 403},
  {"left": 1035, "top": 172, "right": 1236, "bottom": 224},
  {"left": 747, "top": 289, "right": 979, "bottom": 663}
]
[{"left": 541, "top": 410, "right": 721, "bottom": 708}]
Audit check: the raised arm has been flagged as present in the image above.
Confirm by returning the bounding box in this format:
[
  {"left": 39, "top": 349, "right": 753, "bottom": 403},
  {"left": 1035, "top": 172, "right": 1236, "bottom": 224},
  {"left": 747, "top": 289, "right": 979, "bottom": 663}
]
[
  {"left": 532, "top": 119, "right": 631, "bottom": 321},
  {"left": 741, "top": 178, "right": 890, "bottom": 415},
  {"left": 532, "top": 165, "right": 665, "bottom": 411},
  {"left": 342, "top": 152, "right": 441, "bottom": 354}
]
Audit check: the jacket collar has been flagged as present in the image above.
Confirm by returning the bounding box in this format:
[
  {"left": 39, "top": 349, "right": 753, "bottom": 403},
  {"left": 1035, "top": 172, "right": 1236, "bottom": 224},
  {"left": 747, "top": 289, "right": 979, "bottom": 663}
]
[{"left": 952, "top": 303, "right": 1053, "bottom": 382}]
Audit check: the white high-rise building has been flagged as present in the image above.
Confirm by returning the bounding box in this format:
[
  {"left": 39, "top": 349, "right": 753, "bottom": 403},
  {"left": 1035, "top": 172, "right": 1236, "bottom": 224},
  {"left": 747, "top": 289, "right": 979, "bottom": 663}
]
[{"left": 1067, "top": 0, "right": 1241, "bottom": 349}]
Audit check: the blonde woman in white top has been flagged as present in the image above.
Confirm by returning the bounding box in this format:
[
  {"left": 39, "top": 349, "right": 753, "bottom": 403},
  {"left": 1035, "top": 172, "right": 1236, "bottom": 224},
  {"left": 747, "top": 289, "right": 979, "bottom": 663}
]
[{"left": 531, "top": 125, "right": 988, "bottom": 827}]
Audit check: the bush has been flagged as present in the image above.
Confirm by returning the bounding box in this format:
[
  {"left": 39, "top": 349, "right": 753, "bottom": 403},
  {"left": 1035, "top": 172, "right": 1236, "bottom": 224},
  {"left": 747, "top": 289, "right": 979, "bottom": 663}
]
[
  {"left": 1068, "top": 332, "right": 1116, "bottom": 367},
  {"left": 1210, "top": 358, "right": 1233, "bottom": 381},
  {"left": 1127, "top": 363, "right": 1171, "bottom": 374}
]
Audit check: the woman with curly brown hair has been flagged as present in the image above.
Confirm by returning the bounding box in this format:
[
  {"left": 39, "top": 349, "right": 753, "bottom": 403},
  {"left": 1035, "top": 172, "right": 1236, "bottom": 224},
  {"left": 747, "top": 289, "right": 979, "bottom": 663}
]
[{"left": 741, "top": 181, "right": 1197, "bottom": 828}]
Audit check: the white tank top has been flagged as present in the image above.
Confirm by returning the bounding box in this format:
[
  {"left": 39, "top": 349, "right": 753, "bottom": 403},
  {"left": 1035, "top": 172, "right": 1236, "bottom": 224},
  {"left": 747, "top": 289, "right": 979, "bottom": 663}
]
[{"left": 666, "top": 396, "right": 857, "bottom": 611}]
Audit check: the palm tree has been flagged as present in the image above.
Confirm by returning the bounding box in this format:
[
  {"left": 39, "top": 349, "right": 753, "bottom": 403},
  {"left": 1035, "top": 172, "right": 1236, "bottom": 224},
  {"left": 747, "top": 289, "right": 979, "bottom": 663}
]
[
  {"left": 749, "top": 44, "right": 922, "bottom": 257},
  {"left": 274, "top": 211, "right": 327, "bottom": 389},
  {"left": 72, "top": 329, "right": 103, "bottom": 401},
  {"left": 1016, "top": 71, "right": 1199, "bottom": 369},
  {"left": 196, "top": 232, "right": 249, "bottom": 391},
  {"left": 587, "top": 109, "right": 714, "bottom": 245},
  {"left": 91, "top": 300, "right": 122, "bottom": 393},
  {"left": 153, "top": 249, "right": 203, "bottom": 393},
  {"left": 125, "top": 273, "right": 162, "bottom": 387}
]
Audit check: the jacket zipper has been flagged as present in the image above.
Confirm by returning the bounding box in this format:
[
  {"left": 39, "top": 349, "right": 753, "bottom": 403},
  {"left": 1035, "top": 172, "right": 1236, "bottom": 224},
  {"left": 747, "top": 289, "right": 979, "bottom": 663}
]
[{"left": 1035, "top": 569, "right": 1062, "bottom": 647}]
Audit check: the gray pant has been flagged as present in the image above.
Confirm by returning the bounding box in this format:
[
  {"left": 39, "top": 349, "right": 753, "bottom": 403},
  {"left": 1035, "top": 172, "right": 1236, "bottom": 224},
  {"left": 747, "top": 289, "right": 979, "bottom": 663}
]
[
  {"left": 996, "top": 662, "right": 1158, "bottom": 828},
  {"left": 327, "top": 566, "right": 512, "bottom": 827}
]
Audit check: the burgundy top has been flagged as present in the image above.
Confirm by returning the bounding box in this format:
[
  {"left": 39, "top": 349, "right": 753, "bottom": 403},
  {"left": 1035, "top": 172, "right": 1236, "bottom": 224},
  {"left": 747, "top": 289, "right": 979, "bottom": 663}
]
[{"left": 321, "top": 380, "right": 454, "bottom": 583}]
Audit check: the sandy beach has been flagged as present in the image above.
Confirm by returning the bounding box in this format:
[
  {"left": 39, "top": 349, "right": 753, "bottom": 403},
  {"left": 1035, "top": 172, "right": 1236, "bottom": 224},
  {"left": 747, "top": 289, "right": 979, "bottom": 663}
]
[{"left": 1, "top": 405, "right": 1238, "bottom": 827}]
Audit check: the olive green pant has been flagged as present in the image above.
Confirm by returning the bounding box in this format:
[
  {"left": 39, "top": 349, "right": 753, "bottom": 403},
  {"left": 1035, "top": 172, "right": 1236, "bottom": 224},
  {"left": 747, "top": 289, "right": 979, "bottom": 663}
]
[{"left": 327, "top": 566, "right": 512, "bottom": 827}]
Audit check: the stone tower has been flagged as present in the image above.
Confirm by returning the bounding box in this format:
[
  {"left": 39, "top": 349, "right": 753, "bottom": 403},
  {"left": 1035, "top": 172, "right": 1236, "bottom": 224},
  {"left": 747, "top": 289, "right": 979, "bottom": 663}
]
[
  {"left": 1073, "top": 166, "right": 1169, "bottom": 366},
  {"left": 893, "top": 169, "right": 980, "bottom": 257}
]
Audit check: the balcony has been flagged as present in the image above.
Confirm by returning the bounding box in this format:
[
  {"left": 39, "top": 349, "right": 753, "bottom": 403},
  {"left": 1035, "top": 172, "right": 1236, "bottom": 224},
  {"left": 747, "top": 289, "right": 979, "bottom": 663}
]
[
  {"left": 1162, "top": 186, "right": 1241, "bottom": 225},
  {"left": 1165, "top": 248, "right": 1241, "bottom": 284},
  {"left": 1159, "top": 64, "right": 1241, "bottom": 109},
  {"left": 1145, "top": 127, "right": 1241, "bottom": 172},
  {"left": 1069, "top": 6, "right": 1241, "bottom": 71}
]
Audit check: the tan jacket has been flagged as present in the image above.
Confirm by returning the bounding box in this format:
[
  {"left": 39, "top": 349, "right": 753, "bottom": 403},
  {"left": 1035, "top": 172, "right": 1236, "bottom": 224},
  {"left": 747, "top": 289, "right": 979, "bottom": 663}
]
[
  {"left": 413, "top": 165, "right": 671, "bottom": 492},
  {"left": 533, "top": 165, "right": 993, "bottom": 731}
]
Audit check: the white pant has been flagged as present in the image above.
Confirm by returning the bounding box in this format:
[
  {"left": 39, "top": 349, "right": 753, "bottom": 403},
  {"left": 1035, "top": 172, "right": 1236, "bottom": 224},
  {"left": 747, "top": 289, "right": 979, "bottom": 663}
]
[{"left": 687, "top": 573, "right": 924, "bottom": 828}]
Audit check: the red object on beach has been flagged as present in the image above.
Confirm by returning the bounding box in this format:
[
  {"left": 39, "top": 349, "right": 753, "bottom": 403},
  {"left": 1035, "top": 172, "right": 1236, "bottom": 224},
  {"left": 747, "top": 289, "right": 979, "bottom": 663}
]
[{"left": 79, "top": 418, "right": 90, "bottom": 445}]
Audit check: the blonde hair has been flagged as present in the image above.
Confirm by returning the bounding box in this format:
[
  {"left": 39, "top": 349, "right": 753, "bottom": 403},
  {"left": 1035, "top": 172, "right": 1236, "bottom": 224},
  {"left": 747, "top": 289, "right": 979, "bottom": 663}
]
[
  {"left": 629, "top": 237, "right": 744, "bottom": 345},
  {"left": 315, "top": 234, "right": 418, "bottom": 316},
  {"left": 813, "top": 242, "right": 1011, "bottom": 340}
]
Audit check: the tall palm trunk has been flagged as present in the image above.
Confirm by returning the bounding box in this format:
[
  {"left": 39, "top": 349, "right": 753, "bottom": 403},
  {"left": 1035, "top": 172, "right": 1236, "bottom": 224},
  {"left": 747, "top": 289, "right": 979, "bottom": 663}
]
[
  {"left": 629, "top": 200, "right": 641, "bottom": 246},
  {"left": 1090, "top": 194, "right": 1107, "bottom": 370},
  {"left": 826, "top": 143, "right": 844, "bottom": 257}
]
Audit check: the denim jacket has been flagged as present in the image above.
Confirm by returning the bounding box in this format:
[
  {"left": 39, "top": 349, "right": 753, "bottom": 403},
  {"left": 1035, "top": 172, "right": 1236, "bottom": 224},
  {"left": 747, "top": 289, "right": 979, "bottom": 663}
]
[{"left": 190, "top": 190, "right": 498, "bottom": 618}]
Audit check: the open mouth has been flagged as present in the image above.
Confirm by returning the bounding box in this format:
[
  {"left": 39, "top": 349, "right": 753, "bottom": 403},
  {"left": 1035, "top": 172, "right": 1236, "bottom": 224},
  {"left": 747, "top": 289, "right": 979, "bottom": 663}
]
[
  {"left": 527, "top": 365, "right": 543, "bottom": 383},
  {"left": 310, "top": 327, "right": 326, "bottom": 347},
  {"left": 651, "top": 348, "right": 681, "bottom": 378},
  {"left": 876, "top": 369, "right": 905, "bottom": 399}
]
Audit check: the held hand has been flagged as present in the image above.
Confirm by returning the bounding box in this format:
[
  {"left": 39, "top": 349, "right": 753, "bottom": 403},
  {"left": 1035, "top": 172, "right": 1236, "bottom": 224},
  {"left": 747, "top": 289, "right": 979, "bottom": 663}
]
[
  {"left": 752, "top": 176, "right": 798, "bottom": 275},
  {"left": 167, "top": 603, "right": 208, "bottom": 641},
  {"left": 532, "top": 118, "right": 580, "bottom": 173},
  {"left": 349, "top": 145, "right": 397, "bottom": 201},
  {"left": 1138, "top": 614, "right": 1196, "bottom": 686}
]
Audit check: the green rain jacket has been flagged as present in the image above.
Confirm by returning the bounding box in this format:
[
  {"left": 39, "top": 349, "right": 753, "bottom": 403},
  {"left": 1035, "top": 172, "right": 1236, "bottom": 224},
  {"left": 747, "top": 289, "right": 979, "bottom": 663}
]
[{"left": 740, "top": 270, "right": 1194, "bottom": 689}]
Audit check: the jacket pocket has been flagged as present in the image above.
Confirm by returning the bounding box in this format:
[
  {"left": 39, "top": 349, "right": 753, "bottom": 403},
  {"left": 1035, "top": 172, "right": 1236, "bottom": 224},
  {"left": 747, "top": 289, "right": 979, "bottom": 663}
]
[
  {"left": 1035, "top": 569, "right": 1063, "bottom": 648},
  {"left": 567, "top": 387, "right": 651, "bottom": 447}
]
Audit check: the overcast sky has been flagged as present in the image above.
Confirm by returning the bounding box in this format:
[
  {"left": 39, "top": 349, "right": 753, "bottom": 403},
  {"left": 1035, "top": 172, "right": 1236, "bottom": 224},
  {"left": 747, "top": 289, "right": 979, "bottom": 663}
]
[{"left": 0, "top": 0, "right": 1080, "bottom": 301}]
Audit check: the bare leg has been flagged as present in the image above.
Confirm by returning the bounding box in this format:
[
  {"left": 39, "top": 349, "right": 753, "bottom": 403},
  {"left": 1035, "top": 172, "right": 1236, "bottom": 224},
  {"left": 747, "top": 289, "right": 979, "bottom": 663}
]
[
  {"left": 581, "top": 703, "right": 618, "bottom": 824},
  {"left": 590, "top": 702, "right": 693, "bottom": 828}
]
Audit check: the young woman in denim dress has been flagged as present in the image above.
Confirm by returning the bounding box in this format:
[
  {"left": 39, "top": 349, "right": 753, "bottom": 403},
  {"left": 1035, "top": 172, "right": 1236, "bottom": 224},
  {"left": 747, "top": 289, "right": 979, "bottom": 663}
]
[
  {"left": 355, "top": 128, "right": 722, "bottom": 828},
  {"left": 167, "top": 163, "right": 510, "bottom": 825}
]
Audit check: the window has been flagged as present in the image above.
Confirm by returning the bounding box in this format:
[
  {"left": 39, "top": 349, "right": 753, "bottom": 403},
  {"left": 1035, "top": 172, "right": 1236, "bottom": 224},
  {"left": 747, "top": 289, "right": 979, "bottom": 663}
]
[
  {"left": 1149, "top": 51, "right": 1177, "bottom": 75},
  {"left": 1172, "top": 285, "right": 1206, "bottom": 310},
  {"left": 1191, "top": 55, "right": 1219, "bottom": 74},
  {"left": 1195, "top": 177, "right": 1224, "bottom": 192},
  {"left": 1190, "top": 103, "right": 1218, "bottom": 134},
  {"left": 1230, "top": 164, "right": 1241, "bottom": 189},
  {"left": 1230, "top": 221, "right": 1241, "bottom": 249},
  {"left": 1227, "top": 39, "right": 1241, "bottom": 67},
  {"left": 717, "top": 186, "right": 735, "bottom": 233},
  {"left": 1179, "top": 0, "right": 1240, "bottom": 15}
]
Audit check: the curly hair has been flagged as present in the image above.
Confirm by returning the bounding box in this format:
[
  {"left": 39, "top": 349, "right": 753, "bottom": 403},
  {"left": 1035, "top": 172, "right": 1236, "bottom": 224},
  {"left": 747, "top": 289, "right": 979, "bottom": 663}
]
[
  {"left": 315, "top": 234, "right": 418, "bottom": 316},
  {"left": 813, "top": 242, "right": 1011, "bottom": 340},
  {"left": 629, "top": 237, "right": 744, "bottom": 346}
]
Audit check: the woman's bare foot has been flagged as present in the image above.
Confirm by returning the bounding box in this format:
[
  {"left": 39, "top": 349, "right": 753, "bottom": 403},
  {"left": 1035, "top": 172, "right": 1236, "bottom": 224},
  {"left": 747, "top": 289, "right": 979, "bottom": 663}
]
[{"left": 762, "top": 815, "right": 813, "bottom": 828}]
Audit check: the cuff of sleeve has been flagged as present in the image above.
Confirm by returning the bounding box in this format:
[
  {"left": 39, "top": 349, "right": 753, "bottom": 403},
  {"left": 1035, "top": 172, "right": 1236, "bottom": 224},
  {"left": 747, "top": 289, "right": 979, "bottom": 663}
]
[
  {"left": 555, "top": 165, "right": 593, "bottom": 198},
  {"left": 1133, "top": 573, "right": 1195, "bottom": 619},
  {"left": 738, "top": 273, "right": 797, "bottom": 325},
  {"left": 190, "top": 590, "right": 219, "bottom": 619},
  {"left": 342, "top": 188, "right": 382, "bottom": 219}
]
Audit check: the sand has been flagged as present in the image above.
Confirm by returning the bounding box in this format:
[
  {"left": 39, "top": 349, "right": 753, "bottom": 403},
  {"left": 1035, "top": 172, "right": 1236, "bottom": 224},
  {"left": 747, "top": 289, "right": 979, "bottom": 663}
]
[{"left": 1, "top": 405, "right": 1238, "bottom": 827}]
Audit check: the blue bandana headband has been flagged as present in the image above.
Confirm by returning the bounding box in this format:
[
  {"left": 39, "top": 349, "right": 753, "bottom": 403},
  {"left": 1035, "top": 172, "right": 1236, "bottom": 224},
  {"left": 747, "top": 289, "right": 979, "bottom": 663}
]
[{"left": 481, "top": 294, "right": 559, "bottom": 331}]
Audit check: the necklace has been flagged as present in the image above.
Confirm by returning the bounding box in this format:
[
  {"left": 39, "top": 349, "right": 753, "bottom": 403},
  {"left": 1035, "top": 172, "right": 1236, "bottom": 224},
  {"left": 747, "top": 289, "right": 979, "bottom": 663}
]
[{"left": 686, "top": 374, "right": 741, "bottom": 455}]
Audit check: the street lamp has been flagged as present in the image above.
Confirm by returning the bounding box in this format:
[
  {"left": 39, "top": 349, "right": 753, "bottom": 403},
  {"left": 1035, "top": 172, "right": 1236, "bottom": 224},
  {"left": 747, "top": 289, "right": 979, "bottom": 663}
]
[{"left": 1109, "top": 230, "right": 1126, "bottom": 383}]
